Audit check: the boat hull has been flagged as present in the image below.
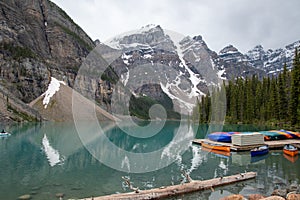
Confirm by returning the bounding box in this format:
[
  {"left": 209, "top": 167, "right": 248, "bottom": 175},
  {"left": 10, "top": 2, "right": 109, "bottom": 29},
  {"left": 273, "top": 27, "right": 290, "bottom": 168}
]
[
  {"left": 251, "top": 149, "right": 269, "bottom": 157},
  {"left": 283, "top": 149, "right": 298, "bottom": 157},
  {"left": 0, "top": 133, "right": 11, "bottom": 137},
  {"left": 201, "top": 142, "right": 230, "bottom": 152},
  {"left": 207, "top": 133, "right": 232, "bottom": 143},
  {"left": 201, "top": 146, "right": 231, "bottom": 157}
]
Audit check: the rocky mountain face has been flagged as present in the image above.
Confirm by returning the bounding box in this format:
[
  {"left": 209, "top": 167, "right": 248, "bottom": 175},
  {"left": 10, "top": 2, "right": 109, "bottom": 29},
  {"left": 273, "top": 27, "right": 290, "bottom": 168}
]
[
  {"left": 217, "top": 41, "right": 300, "bottom": 77},
  {"left": 245, "top": 41, "right": 300, "bottom": 75},
  {"left": 0, "top": 85, "right": 41, "bottom": 123},
  {"left": 0, "top": 0, "right": 299, "bottom": 121},
  {"left": 217, "top": 44, "right": 266, "bottom": 80},
  {"left": 103, "top": 25, "right": 216, "bottom": 114},
  {"left": 102, "top": 25, "right": 267, "bottom": 114},
  {"left": 100, "top": 25, "right": 299, "bottom": 115},
  {"left": 0, "top": 0, "right": 97, "bottom": 122},
  {"left": 0, "top": 0, "right": 94, "bottom": 104}
]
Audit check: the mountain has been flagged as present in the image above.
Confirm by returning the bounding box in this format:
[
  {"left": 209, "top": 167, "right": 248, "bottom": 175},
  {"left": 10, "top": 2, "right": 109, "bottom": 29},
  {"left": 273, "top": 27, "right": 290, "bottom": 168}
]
[
  {"left": 218, "top": 45, "right": 266, "bottom": 79},
  {"left": 103, "top": 25, "right": 213, "bottom": 114},
  {"left": 101, "top": 25, "right": 300, "bottom": 116},
  {"left": 0, "top": 85, "right": 41, "bottom": 123},
  {"left": 102, "top": 25, "right": 266, "bottom": 114},
  {"left": 0, "top": 0, "right": 95, "bottom": 104},
  {"left": 245, "top": 41, "right": 300, "bottom": 75},
  {"left": 0, "top": 0, "right": 299, "bottom": 122},
  {"left": 0, "top": 0, "right": 99, "bottom": 122},
  {"left": 29, "top": 77, "right": 116, "bottom": 122}
]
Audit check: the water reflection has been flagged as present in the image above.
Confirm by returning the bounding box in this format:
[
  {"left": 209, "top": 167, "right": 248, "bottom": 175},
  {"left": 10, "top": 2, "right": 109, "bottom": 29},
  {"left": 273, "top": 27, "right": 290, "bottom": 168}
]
[
  {"left": 0, "top": 122, "right": 298, "bottom": 200},
  {"left": 42, "top": 134, "right": 64, "bottom": 167}
]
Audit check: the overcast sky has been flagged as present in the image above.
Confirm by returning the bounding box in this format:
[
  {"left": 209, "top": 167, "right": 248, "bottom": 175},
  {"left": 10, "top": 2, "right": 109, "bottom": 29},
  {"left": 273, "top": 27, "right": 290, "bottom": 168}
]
[{"left": 51, "top": 0, "right": 300, "bottom": 53}]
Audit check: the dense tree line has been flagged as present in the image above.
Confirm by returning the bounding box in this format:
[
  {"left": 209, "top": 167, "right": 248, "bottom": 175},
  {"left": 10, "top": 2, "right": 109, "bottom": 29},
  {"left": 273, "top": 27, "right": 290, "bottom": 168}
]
[{"left": 194, "top": 48, "right": 300, "bottom": 128}]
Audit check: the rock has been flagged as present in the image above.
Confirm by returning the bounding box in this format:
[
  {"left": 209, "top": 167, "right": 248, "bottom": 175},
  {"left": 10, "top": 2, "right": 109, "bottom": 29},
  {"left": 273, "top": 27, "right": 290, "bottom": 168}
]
[
  {"left": 288, "top": 184, "right": 300, "bottom": 193},
  {"left": 0, "top": 0, "right": 95, "bottom": 113},
  {"left": 271, "top": 189, "right": 287, "bottom": 198},
  {"left": 261, "top": 196, "right": 285, "bottom": 200},
  {"left": 55, "top": 193, "right": 65, "bottom": 198},
  {"left": 31, "top": 186, "right": 41, "bottom": 191},
  {"left": 17, "top": 194, "right": 31, "bottom": 200},
  {"left": 287, "top": 193, "right": 300, "bottom": 200},
  {"left": 29, "top": 191, "right": 37, "bottom": 195},
  {"left": 220, "top": 194, "right": 245, "bottom": 200},
  {"left": 248, "top": 194, "right": 265, "bottom": 200}
]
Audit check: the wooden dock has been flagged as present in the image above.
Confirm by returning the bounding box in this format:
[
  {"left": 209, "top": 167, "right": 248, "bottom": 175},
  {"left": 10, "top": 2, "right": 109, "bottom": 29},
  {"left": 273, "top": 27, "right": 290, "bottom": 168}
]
[
  {"left": 193, "top": 139, "right": 300, "bottom": 152},
  {"left": 82, "top": 172, "right": 256, "bottom": 200}
]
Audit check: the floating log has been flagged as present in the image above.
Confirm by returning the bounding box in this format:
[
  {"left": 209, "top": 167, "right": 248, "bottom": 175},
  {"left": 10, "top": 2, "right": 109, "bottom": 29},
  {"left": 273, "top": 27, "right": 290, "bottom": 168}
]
[{"left": 83, "top": 172, "right": 256, "bottom": 200}]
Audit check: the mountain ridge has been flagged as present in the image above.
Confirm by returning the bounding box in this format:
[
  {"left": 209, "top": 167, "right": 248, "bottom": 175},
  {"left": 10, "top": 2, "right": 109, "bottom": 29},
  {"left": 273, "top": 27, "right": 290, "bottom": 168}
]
[{"left": 0, "top": 0, "right": 299, "bottom": 122}]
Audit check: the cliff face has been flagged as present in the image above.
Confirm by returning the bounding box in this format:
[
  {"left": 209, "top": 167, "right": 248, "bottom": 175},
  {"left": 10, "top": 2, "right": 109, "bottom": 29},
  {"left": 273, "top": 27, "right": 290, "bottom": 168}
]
[{"left": 0, "top": 0, "right": 95, "bottom": 103}]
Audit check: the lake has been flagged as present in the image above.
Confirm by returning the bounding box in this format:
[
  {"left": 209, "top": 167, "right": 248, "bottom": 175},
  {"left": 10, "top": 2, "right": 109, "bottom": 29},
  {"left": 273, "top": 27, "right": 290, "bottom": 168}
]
[{"left": 0, "top": 121, "right": 299, "bottom": 199}]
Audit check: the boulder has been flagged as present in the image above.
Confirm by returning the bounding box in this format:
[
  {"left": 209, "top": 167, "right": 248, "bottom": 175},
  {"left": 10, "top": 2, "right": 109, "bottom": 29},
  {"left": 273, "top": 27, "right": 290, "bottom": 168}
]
[
  {"left": 288, "top": 184, "right": 300, "bottom": 193},
  {"left": 220, "top": 194, "right": 245, "bottom": 200},
  {"left": 261, "top": 196, "right": 285, "bottom": 200},
  {"left": 17, "top": 194, "right": 31, "bottom": 200},
  {"left": 271, "top": 189, "right": 287, "bottom": 198},
  {"left": 287, "top": 193, "right": 300, "bottom": 200},
  {"left": 248, "top": 194, "right": 265, "bottom": 200}
]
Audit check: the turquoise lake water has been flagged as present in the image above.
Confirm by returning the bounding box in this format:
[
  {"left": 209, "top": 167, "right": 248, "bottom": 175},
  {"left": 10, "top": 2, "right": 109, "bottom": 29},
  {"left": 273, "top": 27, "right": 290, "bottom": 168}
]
[{"left": 0, "top": 122, "right": 299, "bottom": 200}]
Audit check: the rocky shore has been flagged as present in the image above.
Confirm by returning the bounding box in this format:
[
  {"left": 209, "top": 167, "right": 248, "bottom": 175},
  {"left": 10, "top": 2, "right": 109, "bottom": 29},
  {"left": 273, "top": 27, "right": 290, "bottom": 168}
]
[{"left": 221, "top": 183, "right": 300, "bottom": 200}]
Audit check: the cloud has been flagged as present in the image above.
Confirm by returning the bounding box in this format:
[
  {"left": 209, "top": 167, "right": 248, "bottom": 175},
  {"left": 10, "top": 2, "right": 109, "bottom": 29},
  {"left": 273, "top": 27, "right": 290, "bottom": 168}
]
[{"left": 51, "top": 0, "right": 300, "bottom": 53}]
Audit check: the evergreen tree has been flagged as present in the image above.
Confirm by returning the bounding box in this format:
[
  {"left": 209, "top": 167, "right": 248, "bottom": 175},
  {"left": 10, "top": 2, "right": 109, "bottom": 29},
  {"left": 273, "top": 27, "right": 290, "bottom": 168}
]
[
  {"left": 290, "top": 48, "right": 300, "bottom": 126},
  {"left": 278, "top": 71, "right": 288, "bottom": 122}
]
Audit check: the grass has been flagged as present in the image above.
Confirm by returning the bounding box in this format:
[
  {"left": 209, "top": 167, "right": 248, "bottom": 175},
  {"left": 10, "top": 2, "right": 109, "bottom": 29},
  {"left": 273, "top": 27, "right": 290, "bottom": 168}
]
[
  {"left": 7, "top": 104, "right": 38, "bottom": 122},
  {"left": 54, "top": 22, "right": 93, "bottom": 51},
  {"left": 101, "top": 66, "right": 119, "bottom": 84},
  {"left": 1, "top": 43, "right": 37, "bottom": 60}
]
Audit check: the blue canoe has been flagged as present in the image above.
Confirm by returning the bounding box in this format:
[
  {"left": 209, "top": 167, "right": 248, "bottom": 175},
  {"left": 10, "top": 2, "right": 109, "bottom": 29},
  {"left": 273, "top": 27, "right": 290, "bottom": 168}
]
[
  {"left": 250, "top": 145, "right": 269, "bottom": 157},
  {"left": 207, "top": 132, "right": 237, "bottom": 143}
]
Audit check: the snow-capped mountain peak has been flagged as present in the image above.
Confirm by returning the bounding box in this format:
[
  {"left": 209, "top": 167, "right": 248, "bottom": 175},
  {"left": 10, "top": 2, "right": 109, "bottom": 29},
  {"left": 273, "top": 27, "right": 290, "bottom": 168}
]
[
  {"left": 102, "top": 24, "right": 299, "bottom": 114},
  {"left": 246, "top": 40, "right": 300, "bottom": 75}
]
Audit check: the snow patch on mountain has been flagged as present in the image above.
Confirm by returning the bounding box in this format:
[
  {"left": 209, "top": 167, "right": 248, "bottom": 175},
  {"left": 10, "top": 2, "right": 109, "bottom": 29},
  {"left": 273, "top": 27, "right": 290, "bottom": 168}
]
[
  {"left": 106, "top": 24, "right": 161, "bottom": 50},
  {"left": 245, "top": 41, "right": 300, "bottom": 75},
  {"left": 43, "top": 77, "right": 66, "bottom": 109},
  {"left": 217, "top": 69, "right": 226, "bottom": 80},
  {"left": 166, "top": 33, "right": 204, "bottom": 98}
]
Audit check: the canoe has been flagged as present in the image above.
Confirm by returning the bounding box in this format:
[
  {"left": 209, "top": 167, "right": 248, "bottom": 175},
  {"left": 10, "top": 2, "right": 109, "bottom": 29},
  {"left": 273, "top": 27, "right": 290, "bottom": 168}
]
[
  {"left": 259, "top": 131, "right": 287, "bottom": 141},
  {"left": 201, "top": 146, "right": 231, "bottom": 158},
  {"left": 280, "top": 130, "right": 300, "bottom": 139},
  {"left": 201, "top": 141, "right": 230, "bottom": 152},
  {"left": 269, "top": 130, "right": 294, "bottom": 139},
  {"left": 283, "top": 144, "right": 298, "bottom": 157},
  {"left": 250, "top": 145, "right": 269, "bottom": 157},
  {"left": 207, "top": 132, "right": 237, "bottom": 143},
  {"left": 0, "top": 132, "right": 11, "bottom": 137}
]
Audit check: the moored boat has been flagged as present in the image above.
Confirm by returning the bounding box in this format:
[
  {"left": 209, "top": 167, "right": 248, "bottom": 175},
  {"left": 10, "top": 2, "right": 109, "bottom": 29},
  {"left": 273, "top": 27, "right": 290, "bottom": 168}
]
[
  {"left": 207, "top": 132, "right": 236, "bottom": 143},
  {"left": 201, "top": 146, "right": 231, "bottom": 157},
  {"left": 250, "top": 145, "right": 269, "bottom": 157},
  {"left": 201, "top": 141, "right": 230, "bottom": 152},
  {"left": 283, "top": 144, "right": 298, "bottom": 157},
  {"left": 0, "top": 132, "right": 11, "bottom": 137}
]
